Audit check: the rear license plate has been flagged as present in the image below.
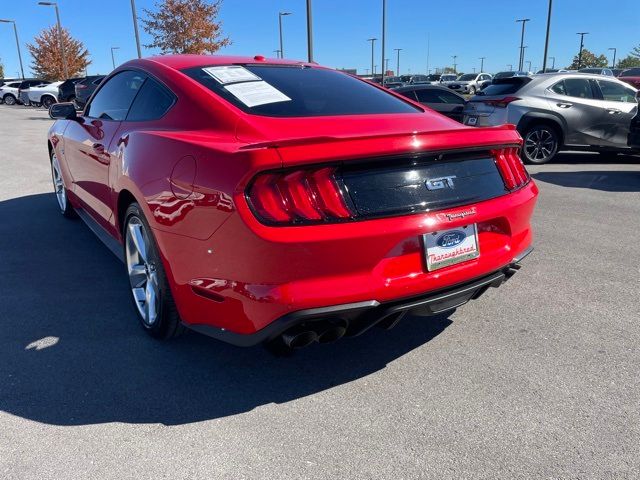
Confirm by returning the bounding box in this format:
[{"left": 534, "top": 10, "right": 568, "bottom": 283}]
[
  {"left": 423, "top": 224, "right": 480, "bottom": 271},
  {"left": 465, "top": 116, "right": 478, "bottom": 126}
]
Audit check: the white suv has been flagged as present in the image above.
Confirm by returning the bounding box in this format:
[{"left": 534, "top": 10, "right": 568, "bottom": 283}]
[
  {"left": 0, "top": 81, "right": 21, "bottom": 105},
  {"left": 28, "top": 81, "right": 62, "bottom": 108},
  {"left": 448, "top": 73, "right": 493, "bottom": 95}
]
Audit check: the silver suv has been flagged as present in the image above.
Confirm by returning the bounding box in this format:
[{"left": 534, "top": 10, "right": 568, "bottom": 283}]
[
  {"left": 448, "top": 72, "right": 493, "bottom": 95},
  {"left": 463, "top": 73, "right": 638, "bottom": 163}
]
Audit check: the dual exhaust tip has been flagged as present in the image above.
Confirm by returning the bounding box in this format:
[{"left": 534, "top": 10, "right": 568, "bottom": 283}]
[{"left": 281, "top": 320, "right": 347, "bottom": 349}]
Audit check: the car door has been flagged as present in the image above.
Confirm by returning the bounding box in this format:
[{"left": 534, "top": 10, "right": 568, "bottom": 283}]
[
  {"left": 546, "top": 77, "right": 607, "bottom": 146},
  {"left": 64, "top": 70, "right": 147, "bottom": 233},
  {"left": 593, "top": 79, "right": 638, "bottom": 148}
]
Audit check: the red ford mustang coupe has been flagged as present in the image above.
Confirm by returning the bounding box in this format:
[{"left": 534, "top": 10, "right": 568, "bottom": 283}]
[{"left": 47, "top": 55, "right": 538, "bottom": 349}]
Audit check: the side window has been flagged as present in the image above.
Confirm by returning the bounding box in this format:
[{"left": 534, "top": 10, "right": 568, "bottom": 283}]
[
  {"left": 126, "top": 77, "right": 175, "bottom": 121},
  {"left": 438, "top": 91, "right": 466, "bottom": 104},
  {"left": 399, "top": 90, "right": 417, "bottom": 101},
  {"left": 86, "top": 71, "right": 146, "bottom": 121},
  {"left": 415, "top": 89, "right": 439, "bottom": 103},
  {"left": 551, "top": 80, "right": 566, "bottom": 95},
  {"left": 563, "top": 78, "right": 594, "bottom": 99},
  {"left": 597, "top": 80, "right": 636, "bottom": 103}
]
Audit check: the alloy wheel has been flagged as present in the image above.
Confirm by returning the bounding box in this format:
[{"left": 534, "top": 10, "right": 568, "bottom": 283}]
[
  {"left": 524, "top": 127, "right": 557, "bottom": 163},
  {"left": 4, "top": 95, "right": 16, "bottom": 106},
  {"left": 125, "top": 217, "right": 160, "bottom": 326},
  {"left": 51, "top": 153, "right": 67, "bottom": 212}
]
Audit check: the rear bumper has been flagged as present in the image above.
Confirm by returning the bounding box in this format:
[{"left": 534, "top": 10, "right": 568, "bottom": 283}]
[{"left": 188, "top": 246, "right": 533, "bottom": 346}]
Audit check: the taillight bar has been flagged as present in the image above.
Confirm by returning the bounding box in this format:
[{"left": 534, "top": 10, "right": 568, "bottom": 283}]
[
  {"left": 480, "top": 96, "right": 520, "bottom": 108},
  {"left": 491, "top": 147, "right": 530, "bottom": 191},
  {"left": 247, "top": 166, "right": 354, "bottom": 225}
]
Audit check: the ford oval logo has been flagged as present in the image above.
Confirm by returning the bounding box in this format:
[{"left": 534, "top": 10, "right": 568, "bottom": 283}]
[{"left": 436, "top": 230, "right": 466, "bottom": 249}]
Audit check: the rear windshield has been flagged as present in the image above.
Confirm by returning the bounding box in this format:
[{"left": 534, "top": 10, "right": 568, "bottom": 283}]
[
  {"left": 478, "top": 77, "right": 532, "bottom": 96},
  {"left": 620, "top": 68, "right": 640, "bottom": 77},
  {"left": 182, "top": 65, "right": 421, "bottom": 117}
]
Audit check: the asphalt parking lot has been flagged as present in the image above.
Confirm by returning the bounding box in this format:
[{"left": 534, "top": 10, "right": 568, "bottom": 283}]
[{"left": 1, "top": 105, "right": 639, "bottom": 480}]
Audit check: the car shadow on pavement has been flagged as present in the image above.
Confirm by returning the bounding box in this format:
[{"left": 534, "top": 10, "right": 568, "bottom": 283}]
[
  {"left": 0, "top": 194, "right": 452, "bottom": 426},
  {"left": 552, "top": 151, "right": 640, "bottom": 164},
  {"left": 532, "top": 170, "right": 640, "bottom": 192}
]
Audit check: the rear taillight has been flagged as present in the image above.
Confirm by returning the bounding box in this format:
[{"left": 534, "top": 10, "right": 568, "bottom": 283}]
[
  {"left": 492, "top": 147, "right": 530, "bottom": 191},
  {"left": 247, "top": 166, "right": 354, "bottom": 225},
  {"left": 481, "top": 96, "right": 520, "bottom": 108}
]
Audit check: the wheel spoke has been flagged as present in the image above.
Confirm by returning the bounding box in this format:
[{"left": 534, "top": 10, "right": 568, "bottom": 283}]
[
  {"left": 128, "top": 223, "right": 147, "bottom": 263},
  {"left": 145, "top": 277, "right": 158, "bottom": 325},
  {"left": 128, "top": 264, "right": 147, "bottom": 288}
]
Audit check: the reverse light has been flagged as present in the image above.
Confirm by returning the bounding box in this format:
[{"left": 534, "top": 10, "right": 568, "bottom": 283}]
[
  {"left": 492, "top": 147, "right": 530, "bottom": 191},
  {"left": 481, "top": 96, "right": 520, "bottom": 108},
  {"left": 247, "top": 166, "right": 354, "bottom": 225}
]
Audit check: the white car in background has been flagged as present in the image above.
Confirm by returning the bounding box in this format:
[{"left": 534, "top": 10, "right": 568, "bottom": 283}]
[
  {"left": 438, "top": 74, "right": 458, "bottom": 86},
  {"left": 0, "top": 81, "right": 22, "bottom": 105},
  {"left": 27, "top": 81, "right": 62, "bottom": 108}
]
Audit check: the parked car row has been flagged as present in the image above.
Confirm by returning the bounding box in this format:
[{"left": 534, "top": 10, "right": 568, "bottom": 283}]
[{"left": 0, "top": 75, "right": 105, "bottom": 109}]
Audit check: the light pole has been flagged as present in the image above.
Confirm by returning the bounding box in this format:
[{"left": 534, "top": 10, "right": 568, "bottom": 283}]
[
  {"left": 0, "top": 19, "right": 25, "bottom": 79},
  {"left": 479, "top": 56, "right": 485, "bottom": 72},
  {"left": 381, "top": 0, "right": 386, "bottom": 84},
  {"left": 541, "top": 0, "right": 553, "bottom": 73},
  {"left": 367, "top": 38, "right": 377, "bottom": 78},
  {"left": 394, "top": 48, "right": 402, "bottom": 75},
  {"left": 306, "top": 0, "right": 313, "bottom": 62},
  {"left": 278, "top": 12, "right": 292, "bottom": 59},
  {"left": 130, "top": 0, "right": 142, "bottom": 58},
  {"left": 526, "top": 60, "right": 532, "bottom": 72},
  {"left": 452, "top": 55, "right": 457, "bottom": 74},
  {"left": 549, "top": 56, "right": 556, "bottom": 69},
  {"left": 385, "top": 58, "right": 390, "bottom": 74},
  {"left": 576, "top": 32, "right": 589, "bottom": 69},
  {"left": 110, "top": 47, "right": 120, "bottom": 70},
  {"left": 38, "top": 2, "right": 68, "bottom": 78},
  {"left": 273, "top": 49, "right": 281, "bottom": 58},
  {"left": 608, "top": 47, "right": 617, "bottom": 69},
  {"left": 507, "top": 64, "right": 513, "bottom": 71},
  {"left": 516, "top": 18, "right": 530, "bottom": 71}
]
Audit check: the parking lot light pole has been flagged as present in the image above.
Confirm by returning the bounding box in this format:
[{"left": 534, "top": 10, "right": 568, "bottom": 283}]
[
  {"left": 110, "top": 47, "right": 120, "bottom": 70},
  {"left": 541, "top": 0, "right": 553, "bottom": 73},
  {"left": 394, "top": 48, "right": 402, "bottom": 75},
  {"left": 367, "top": 38, "right": 377, "bottom": 78},
  {"left": 526, "top": 60, "right": 532, "bottom": 72},
  {"left": 507, "top": 64, "right": 513, "bottom": 71},
  {"left": 516, "top": 18, "right": 530, "bottom": 71},
  {"left": 576, "top": 32, "right": 589, "bottom": 69},
  {"left": 278, "top": 12, "right": 292, "bottom": 58},
  {"left": 608, "top": 48, "right": 617, "bottom": 69},
  {"left": 451, "top": 55, "right": 457, "bottom": 74},
  {"left": 479, "top": 57, "right": 485, "bottom": 72},
  {"left": 130, "top": 0, "right": 142, "bottom": 58},
  {"left": 306, "top": 0, "right": 313, "bottom": 62},
  {"left": 38, "top": 2, "right": 68, "bottom": 79},
  {"left": 0, "top": 19, "right": 25, "bottom": 79},
  {"left": 549, "top": 56, "right": 555, "bottom": 69},
  {"left": 381, "top": 0, "right": 386, "bottom": 84}
]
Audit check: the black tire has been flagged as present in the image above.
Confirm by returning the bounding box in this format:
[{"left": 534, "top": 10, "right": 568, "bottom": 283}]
[
  {"left": 42, "top": 95, "right": 56, "bottom": 108},
  {"left": 3, "top": 94, "right": 17, "bottom": 105},
  {"left": 50, "top": 149, "right": 76, "bottom": 218},
  {"left": 521, "top": 124, "right": 560, "bottom": 164},
  {"left": 123, "top": 202, "right": 185, "bottom": 340},
  {"left": 468, "top": 86, "right": 476, "bottom": 95}
]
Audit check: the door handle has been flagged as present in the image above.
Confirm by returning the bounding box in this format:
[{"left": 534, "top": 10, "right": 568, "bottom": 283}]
[
  {"left": 92, "top": 143, "right": 105, "bottom": 154},
  {"left": 556, "top": 102, "right": 573, "bottom": 108},
  {"left": 607, "top": 108, "right": 622, "bottom": 114}
]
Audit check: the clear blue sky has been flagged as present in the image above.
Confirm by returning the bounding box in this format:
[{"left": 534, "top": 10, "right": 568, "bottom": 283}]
[{"left": 1, "top": 0, "right": 639, "bottom": 78}]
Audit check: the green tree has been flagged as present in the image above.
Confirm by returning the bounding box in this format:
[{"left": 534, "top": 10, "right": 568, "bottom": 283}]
[
  {"left": 0, "top": 60, "right": 4, "bottom": 78},
  {"left": 631, "top": 44, "right": 640, "bottom": 59},
  {"left": 567, "top": 48, "right": 608, "bottom": 69},
  {"left": 617, "top": 55, "right": 640, "bottom": 69},
  {"left": 142, "top": 0, "right": 231, "bottom": 54}
]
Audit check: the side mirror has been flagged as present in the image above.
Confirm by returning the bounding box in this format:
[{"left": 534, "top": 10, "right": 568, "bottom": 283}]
[{"left": 49, "top": 102, "right": 77, "bottom": 120}]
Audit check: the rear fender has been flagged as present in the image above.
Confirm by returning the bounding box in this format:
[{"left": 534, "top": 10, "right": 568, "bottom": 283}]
[{"left": 516, "top": 111, "right": 567, "bottom": 146}]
